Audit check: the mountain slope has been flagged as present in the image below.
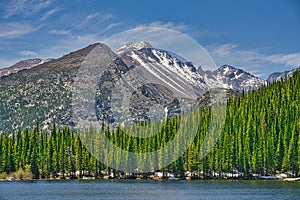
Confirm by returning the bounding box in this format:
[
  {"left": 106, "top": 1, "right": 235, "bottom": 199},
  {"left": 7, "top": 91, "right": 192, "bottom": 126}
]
[
  {"left": 267, "top": 67, "right": 300, "bottom": 83},
  {"left": 0, "top": 58, "right": 52, "bottom": 77},
  {"left": 199, "top": 65, "right": 266, "bottom": 91},
  {"left": 95, "top": 43, "right": 208, "bottom": 126},
  {"left": 0, "top": 41, "right": 296, "bottom": 134},
  {"left": 119, "top": 45, "right": 207, "bottom": 97},
  {"left": 0, "top": 66, "right": 299, "bottom": 179},
  {"left": 0, "top": 42, "right": 209, "bottom": 133},
  {"left": 0, "top": 43, "right": 100, "bottom": 133}
]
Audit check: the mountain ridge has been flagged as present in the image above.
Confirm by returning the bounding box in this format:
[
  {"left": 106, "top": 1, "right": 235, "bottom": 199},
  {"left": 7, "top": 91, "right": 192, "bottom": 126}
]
[
  {"left": 267, "top": 67, "right": 300, "bottom": 83},
  {"left": 199, "top": 64, "right": 266, "bottom": 91},
  {"left": 0, "top": 58, "right": 52, "bottom": 77},
  {"left": 0, "top": 42, "right": 298, "bottom": 133}
]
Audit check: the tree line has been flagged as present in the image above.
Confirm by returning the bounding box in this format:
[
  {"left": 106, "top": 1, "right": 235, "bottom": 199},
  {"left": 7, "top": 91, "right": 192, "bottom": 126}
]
[{"left": 0, "top": 71, "right": 299, "bottom": 179}]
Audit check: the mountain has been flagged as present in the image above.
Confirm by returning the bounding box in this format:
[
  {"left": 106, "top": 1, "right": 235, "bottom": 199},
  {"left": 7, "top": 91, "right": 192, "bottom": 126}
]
[
  {"left": 115, "top": 41, "right": 153, "bottom": 54},
  {"left": 94, "top": 42, "right": 208, "bottom": 126},
  {"left": 118, "top": 43, "right": 207, "bottom": 96},
  {"left": 0, "top": 43, "right": 100, "bottom": 133},
  {"left": 198, "top": 65, "right": 266, "bottom": 91},
  {"left": 0, "top": 65, "right": 299, "bottom": 179},
  {"left": 0, "top": 41, "right": 296, "bottom": 133},
  {"left": 267, "top": 67, "right": 300, "bottom": 83},
  {"left": 0, "top": 58, "right": 52, "bottom": 77}
]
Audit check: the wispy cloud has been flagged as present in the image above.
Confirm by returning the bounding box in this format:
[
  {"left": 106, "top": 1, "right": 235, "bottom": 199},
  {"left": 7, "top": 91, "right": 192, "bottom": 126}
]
[
  {"left": 33, "top": 11, "right": 119, "bottom": 61},
  {"left": 40, "top": 8, "right": 59, "bottom": 21},
  {"left": 74, "top": 13, "right": 100, "bottom": 29},
  {"left": 2, "top": 0, "right": 53, "bottom": 18},
  {"left": 38, "top": 33, "right": 103, "bottom": 60},
  {"left": 136, "top": 21, "right": 194, "bottom": 33},
  {"left": 206, "top": 43, "right": 300, "bottom": 78},
  {"left": 208, "top": 43, "right": 300, "bottom": 67},
  {"left": 267, "top": 53, "right": 300, "bottom": 67},
  {"left": 19, "top": 50, "right": 38, "bottom": 57},
  {"left": 212, "top": 43, "right": 237, "bottom": 56},
  {"left": 72, "top": 34, "right": 102, "bottom": 45},
  {"left": 104, "top": 23, "right": 120, "bottom": 31},
  {"left": 74, "top": 13, "right": 114, "bottom": 30},
  {"left": 49, "top": 12, "right": 118, "bottom": 39},
  {"left": 134, "top": 21, "right": 216, "bottom": 39},
  {"left": 50, "top": 29, "right": 70, "bottom": 35},
  {"left": 0, "top": 22, "right": 40, "bottom": 38}
]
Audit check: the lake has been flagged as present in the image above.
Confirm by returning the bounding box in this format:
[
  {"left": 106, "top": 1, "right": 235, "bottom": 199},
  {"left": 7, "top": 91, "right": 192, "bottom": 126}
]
[{"left": 0, "top": 180, "right": 300, "bottom": 200}]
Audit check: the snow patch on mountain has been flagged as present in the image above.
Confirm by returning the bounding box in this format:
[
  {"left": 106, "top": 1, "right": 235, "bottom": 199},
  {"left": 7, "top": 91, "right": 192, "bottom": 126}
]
[
  {"left": 119, "top": 43, "right": 208, "bottom": 98},
  {"left": 199, "top": 65, "right": 266, "bottom": 91},
  {"left": 117, "top": 41, "right": 267, "bottom": 93},
  {"left": 116, "top": 41, "right": 153, "bottom": 55},
  {"left": 0, "top": 58, "right": 52, "bottom": 77},
  {"left": 267, "top": 67, "right": 300, "bottom": 83}
]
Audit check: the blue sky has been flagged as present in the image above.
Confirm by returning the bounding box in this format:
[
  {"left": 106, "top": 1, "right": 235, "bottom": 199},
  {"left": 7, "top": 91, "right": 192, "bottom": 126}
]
[{"left": 0, "top": 0, "right": 300, "bottom": 78}]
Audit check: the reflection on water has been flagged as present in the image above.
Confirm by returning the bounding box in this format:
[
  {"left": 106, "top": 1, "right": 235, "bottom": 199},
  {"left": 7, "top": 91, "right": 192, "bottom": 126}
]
[{"left": 0, "top": 180, "right": 300, "bottom": 200}]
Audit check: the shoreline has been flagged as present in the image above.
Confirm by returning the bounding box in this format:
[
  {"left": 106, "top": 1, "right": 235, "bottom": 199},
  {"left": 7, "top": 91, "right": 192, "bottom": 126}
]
[{"left": 1, "top": 176, "right": 300, "bottom": 182}]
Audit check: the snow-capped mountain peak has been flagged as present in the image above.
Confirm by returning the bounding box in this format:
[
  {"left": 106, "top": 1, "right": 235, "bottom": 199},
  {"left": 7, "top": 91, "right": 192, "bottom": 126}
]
[
  {"left": 267, "top": 67, "right": 300, "bottom": 83},
  {"left": 199, "top": 64, "right": 266, "bottom": 91},
  {"left": 120, "top": 45, "right": 207, "bottom": 98},
  {"left": 116, "top": 41, "right": 153, "bottom": 55},
  {"left": 118, "top": 41, "right": 266, "bottom": 94}
]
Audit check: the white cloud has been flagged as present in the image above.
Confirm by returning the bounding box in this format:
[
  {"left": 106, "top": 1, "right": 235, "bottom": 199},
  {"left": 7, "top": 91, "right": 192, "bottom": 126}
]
[
  {"left": 40, "top": 8, "right": 58, "bottom": 21},
  {"left": 74, "top": 13, "right": 100, "bottom": 29},
  {"left": 104, "top": 23, "right": 120, "bottom": 31},
  {"left": 73, "top": 34, "right": 101, "bottom": 45},
  {"left": 134, "top": 21, "right": 214, "bottom": 39},
  {"left": 206, "top": 43, "right": 300, "bottom": 78},
  {"left": 267, "top": 53, "right": 300, "bottom": 67},
  {"left": 37, "top": 33, "right": 103, "bottom": 60},
  {"left": 208, "top": 44, "right": 260, "bottom": 68},
  {"left": 50, "top": 29, "right": 70, "bottom": 35},
  {"left": 2, "top": 0, "right": 53, "bottom": 18},
  {"left": 74, "top": 13, "right": 114, "bottom": 30},
  {"left": 208, "top": 43, "right": 300, "bottom": 68},
  {"left": 0, "top": 23, "right": 39, "bottom": 38},
  {"left": 40, "top": 12, "right": 119, "bottom": 59},
  {"left": 212, "top": 43, "right": 237, "bottom": 56},
  {"left": 19, "top": 50, "right": 38, "bottom": 57},
  {"left": 136, "top": 21, "right": 193, "bottom": 33},
  {"left": 97, "top": 13, "right": 114, "bottom": 23}
]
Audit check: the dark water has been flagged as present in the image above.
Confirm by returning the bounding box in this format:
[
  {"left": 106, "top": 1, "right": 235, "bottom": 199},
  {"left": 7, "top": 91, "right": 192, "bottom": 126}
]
[{"left": 0, "top": 180, "right": 300, "bottom": 200}]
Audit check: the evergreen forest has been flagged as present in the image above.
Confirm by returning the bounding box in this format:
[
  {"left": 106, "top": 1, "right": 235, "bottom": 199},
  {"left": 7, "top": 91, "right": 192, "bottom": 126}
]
[{"left": 0, "top": 71, "right": 299, "bottom": 179}]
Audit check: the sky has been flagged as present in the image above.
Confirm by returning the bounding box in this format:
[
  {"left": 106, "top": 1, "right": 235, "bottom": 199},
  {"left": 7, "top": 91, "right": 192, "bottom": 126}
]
[{"left": 0, "top": 0, "right": 300, "bottom": 79}]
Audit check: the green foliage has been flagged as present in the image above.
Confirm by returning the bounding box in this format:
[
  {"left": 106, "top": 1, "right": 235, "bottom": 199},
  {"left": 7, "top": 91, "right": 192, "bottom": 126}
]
[{"left": 0, "top": 71, "right": 299, "bottom": 178}]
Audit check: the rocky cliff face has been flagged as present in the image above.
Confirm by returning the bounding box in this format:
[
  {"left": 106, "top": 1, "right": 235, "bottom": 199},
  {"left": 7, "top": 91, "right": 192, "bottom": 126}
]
[
  {"left": 0, "top": 42, "right": 297, "bottom": 133},
  {"left": 198, "top": 65, "right": 266, "bottom": 92}
]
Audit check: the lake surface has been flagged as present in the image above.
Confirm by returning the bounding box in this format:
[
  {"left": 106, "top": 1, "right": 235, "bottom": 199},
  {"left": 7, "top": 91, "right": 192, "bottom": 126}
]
[{"left": 0, "top": 179, "right": 300, "bottom": 200}]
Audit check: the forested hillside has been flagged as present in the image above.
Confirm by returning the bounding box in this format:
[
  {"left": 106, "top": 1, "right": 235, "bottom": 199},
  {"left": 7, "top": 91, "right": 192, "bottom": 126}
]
[{"left": 0, "top": 70, "right": 299, "bottom": 179}]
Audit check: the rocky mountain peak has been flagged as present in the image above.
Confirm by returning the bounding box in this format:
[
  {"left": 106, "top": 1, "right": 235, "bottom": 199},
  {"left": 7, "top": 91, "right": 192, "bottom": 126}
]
[
  {"left": 1, "top": 42, "right": 297, "bottom": 133},
  {"left": 198, "top": 64, "right": 266, "bottom": 91},
  {"left": 116, "top": 41, "right": 153, "bottom": 55},
  {"left": 267, "top": 67, "right": 300, "bottom": 83},
  {"left": 217, "top": 65, "right": 244, "bottom": 75},
  {"left": 0, "top": 58, "right": 52, "bottom": 77}
]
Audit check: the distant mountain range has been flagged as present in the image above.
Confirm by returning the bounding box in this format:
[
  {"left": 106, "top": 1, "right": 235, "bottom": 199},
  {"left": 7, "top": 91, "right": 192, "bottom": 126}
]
[
  {"left": 267, "top": 67, "right": 300, "bottom": 83},
  {"left": 0, "top": 58, "right": 52, "bottom": 77},
  {"left": 198, "top": 65, "right": 266, "bottom": 91},
  {"left": 0, "top": 42, "right": 298, "bottom": 133}
]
